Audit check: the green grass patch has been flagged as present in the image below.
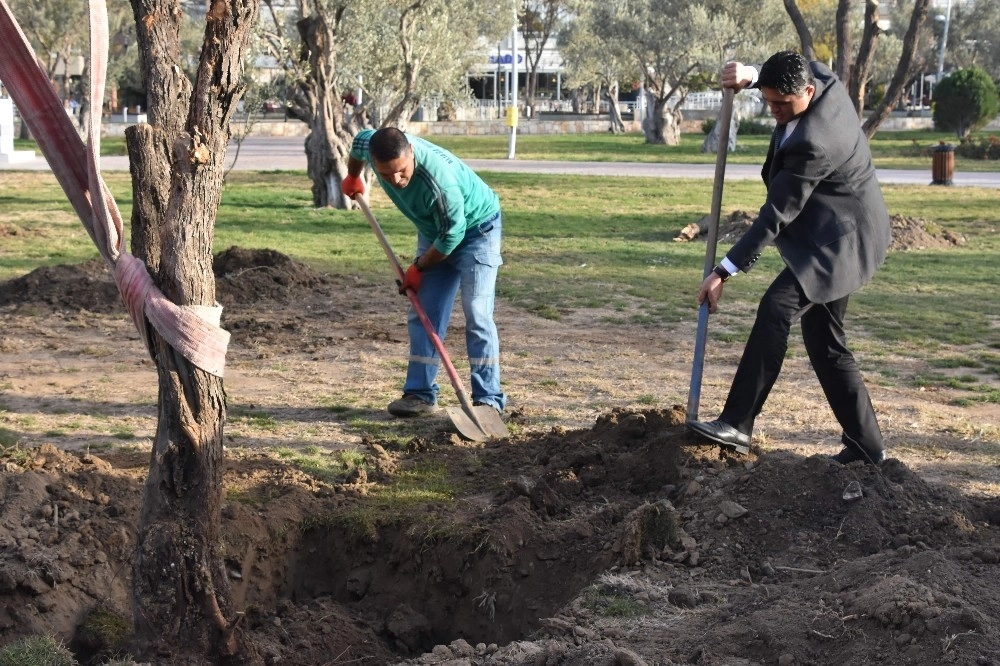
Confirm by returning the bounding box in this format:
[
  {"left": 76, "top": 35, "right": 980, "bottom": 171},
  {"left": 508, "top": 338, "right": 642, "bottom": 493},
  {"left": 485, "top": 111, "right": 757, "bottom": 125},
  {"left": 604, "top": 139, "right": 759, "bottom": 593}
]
[
  {"left": 583, "top": 585, "right": 648, "bottom": 618},
  {"left": 15, "top": 135, "right": 127, "bottom": 157},
  {"left": 0, "top": 427, "right": 21, "bottom": 447},
  {"left": 427, "top": 130, "right": 998, "bottom": 171},
  {"left": 0, "top": 634, "right": 77, "bottom": 666},
  {"left": 269, "top": 446, "right": 370, "bottom": 486},
  {"left": 1, "top": 168, "right": 997, "bottom": 398},
  {"left": 302, "top": 460, "right": 457, "bottom": 540}
]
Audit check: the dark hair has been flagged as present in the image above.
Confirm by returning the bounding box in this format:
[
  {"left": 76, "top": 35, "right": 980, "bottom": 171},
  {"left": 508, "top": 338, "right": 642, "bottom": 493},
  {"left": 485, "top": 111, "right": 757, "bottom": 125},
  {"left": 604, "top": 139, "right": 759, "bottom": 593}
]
[
  {"left": 370, "top": 127, "right": 410, "bottom": 163},
  {"left": 758, "top": 50, "right": 814, "bottom": 95}
]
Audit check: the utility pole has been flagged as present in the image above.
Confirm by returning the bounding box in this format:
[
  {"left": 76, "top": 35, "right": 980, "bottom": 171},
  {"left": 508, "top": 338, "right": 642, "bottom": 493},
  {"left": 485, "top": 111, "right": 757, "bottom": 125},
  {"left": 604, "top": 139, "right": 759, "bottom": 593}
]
[
  {"left": 936, "top": 0, "right": 952, "bottom": 83},
  {"left": 506, "top": 13, "right": 518, "bottom": 160}
]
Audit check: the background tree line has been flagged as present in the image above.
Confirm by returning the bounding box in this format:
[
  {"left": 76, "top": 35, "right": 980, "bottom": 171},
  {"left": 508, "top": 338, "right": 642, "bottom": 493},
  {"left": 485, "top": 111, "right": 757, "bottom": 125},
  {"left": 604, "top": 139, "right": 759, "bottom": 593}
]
[{"left": 8, "top": 0, "right": 1000, "bottom": 197}]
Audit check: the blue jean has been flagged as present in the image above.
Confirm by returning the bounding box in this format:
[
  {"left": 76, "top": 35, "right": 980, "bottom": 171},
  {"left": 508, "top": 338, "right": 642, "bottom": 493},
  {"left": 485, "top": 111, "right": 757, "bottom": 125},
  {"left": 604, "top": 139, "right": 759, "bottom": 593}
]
[{"left": 403, "top": 213, "right": 507, "bottom": 412}]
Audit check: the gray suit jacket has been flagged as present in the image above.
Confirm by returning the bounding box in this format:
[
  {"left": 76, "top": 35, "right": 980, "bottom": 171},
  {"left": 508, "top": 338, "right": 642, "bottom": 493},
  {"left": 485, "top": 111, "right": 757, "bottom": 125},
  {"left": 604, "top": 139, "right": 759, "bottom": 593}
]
[{"left": 726, "top": 61, "right": 891, "bottom": 303}]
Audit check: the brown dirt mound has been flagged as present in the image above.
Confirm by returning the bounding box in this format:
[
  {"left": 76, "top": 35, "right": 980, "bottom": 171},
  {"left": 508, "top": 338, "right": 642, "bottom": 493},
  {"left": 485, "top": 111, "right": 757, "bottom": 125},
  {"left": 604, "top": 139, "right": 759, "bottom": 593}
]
[
  {"left": 889, "top": 214, "right": 967, "bottom": 251},
  {"left": 676, "top": 211, "right": 967, "bottom": 251},
  {"left": 674, "top": 210, "right": 756, "bottom": 244},
  {"left": 0, "top": 247, "right": 332, "bottom": 314},
  {"left": 0, "top": 259, "right": 121, "bottom": 313},
  {"left": 2, "top": 408, "right": 999, "bottom": 666},
  {"left": 213, "top": 246, "right": 335, "bottom": 305}
]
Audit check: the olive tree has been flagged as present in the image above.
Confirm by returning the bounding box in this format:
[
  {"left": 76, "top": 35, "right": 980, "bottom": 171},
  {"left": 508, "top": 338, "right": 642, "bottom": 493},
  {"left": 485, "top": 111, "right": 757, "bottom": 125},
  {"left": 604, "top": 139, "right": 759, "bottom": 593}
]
[
  {"left": 520, "top": 0, "right": 573, "bottom": 118},
  {"left": 947, "top": 0, "right": 1000, "bottom": 81},
  {"left": 572, "top": 0, "right": 788, "bottom": 145},
  {"left": 557, "top": 1, "right": 636, "bottom": 133},
  {"left": 259, "top": 0, "right": 512, "bottom": 208},
  {"left": 123, "top": 0, "right": 262, "bottom": 658},
  {"left": 782, "top": 0, "right": 935, "bottom": 138}
]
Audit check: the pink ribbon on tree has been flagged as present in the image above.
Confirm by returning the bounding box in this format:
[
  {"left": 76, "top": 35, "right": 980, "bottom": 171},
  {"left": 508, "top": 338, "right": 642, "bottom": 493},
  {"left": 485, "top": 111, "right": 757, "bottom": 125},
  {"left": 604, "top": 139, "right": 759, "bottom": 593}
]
[{"left": 0, "top": 0, "right": 229, "bottom": 377}]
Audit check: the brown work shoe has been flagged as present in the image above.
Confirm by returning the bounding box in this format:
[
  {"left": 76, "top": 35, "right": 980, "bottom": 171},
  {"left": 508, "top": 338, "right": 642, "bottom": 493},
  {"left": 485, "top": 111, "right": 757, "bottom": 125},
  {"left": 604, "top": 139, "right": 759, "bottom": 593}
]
[{"left": 387, "top": 394, "right": 439, "bottom": 418}]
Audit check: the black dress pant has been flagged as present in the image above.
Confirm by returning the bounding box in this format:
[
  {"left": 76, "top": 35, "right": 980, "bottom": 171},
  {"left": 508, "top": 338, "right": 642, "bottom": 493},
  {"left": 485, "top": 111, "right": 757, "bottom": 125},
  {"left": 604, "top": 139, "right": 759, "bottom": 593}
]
[{"left": 719, "top": 268, "right": 884, "bottom": 456}]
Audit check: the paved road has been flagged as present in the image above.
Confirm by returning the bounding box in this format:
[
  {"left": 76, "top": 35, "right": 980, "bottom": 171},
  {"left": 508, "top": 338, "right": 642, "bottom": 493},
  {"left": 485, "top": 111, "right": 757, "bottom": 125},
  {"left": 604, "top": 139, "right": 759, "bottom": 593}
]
[{"left": 3, "top": 136, "right": 998, "bottom": 188}]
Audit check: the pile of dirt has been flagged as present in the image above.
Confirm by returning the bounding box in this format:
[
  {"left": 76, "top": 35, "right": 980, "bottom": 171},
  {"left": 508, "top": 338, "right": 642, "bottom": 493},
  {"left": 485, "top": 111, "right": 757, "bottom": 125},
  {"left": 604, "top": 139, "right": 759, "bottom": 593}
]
[
  {"left": 0, "top": 247, "right": 334, "bottom": 314},
  {"left": 674, "top": 210, "right": 756, "bottom": 244},
  {"left": 0, "top": 259, "right": 121, "bottom": 313},
  {"left": 213, "top": 246, "right": 336, "bottom": 305},
  {"left": 675, "top": 211, "right": 967, "bottom": 252},
  {"left": 2, "top": 408, "right": 999, "bottom": 666},
  {"left": 2, "top": 249, "right": 998, "bottom": 665},
  {"left": 889, "top": 214, "right": 967, "bottom": 251}
]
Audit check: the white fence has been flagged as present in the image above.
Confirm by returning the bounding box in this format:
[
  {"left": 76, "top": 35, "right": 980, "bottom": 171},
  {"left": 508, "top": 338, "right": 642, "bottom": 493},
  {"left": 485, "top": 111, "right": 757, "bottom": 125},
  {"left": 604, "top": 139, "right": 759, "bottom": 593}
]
[{"left": 410, "top": 89, "right": 763, "bottom": 123}]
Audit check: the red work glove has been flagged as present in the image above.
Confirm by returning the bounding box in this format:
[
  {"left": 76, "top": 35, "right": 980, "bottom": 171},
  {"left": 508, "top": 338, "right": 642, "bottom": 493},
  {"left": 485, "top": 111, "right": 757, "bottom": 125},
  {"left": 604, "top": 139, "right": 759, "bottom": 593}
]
[
  {"left": 398, "top": 262, "right": 422, "bottom": 294},
  {"left": 342, "top": 173, "right": 365, "bottom": 199}
]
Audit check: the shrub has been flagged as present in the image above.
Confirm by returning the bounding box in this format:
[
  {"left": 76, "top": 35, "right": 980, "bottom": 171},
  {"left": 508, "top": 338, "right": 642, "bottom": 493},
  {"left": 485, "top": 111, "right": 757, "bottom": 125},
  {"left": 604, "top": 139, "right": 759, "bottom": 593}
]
[
  {"left": 738, "top": 118, "right": 775, "bottom": 135},
  {"left": 701, "top": 117, "right": 774, "bottom": 135},
  {"left": 955, "top": 134, "right": 1000, "bottom": 160},
  {"left": 932, "top": 67, "right": 1000, "bottom": 140}
]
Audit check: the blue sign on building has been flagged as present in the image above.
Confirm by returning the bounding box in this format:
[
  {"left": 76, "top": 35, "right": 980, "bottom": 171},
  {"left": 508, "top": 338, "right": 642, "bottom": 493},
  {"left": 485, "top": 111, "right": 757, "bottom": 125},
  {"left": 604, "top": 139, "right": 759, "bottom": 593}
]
[{"left": 489, "top": 53, "right": 523, "bottom": 65}]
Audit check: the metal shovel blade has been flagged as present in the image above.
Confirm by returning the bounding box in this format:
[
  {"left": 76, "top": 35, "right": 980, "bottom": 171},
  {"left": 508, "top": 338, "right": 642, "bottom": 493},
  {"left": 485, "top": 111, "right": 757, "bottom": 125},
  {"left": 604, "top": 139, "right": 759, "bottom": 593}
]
[{"left": 445, "top": 405, "right": 509, "bottom": 442}]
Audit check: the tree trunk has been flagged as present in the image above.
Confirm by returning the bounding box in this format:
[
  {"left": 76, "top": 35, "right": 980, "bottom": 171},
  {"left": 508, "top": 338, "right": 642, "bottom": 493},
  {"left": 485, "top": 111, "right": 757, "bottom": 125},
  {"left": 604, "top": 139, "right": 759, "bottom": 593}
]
[
  {"left": 835, "top": 0, "right": 853, "bottom": 81},
  {"left": 701, "top": 107, "right": 738, "bottom": 153},
  {"left": 641, "top": 91, "right": 680, "bottom": 145},
  {"left": 381, "top": 4, "right": 423, "bottom": 128},
  {"left": 526, "top": 65, "right": 538, "bottom": 118},
  {"left": 603, "top": 82, "right": 625, "bottom": 133},
  {"left": 847, "top": 0, "right": 881, "bottom": 117},
  {"left": 782, "top": 0, "right": 816, "bottom": 61},
  {"left": 125, "top": 0, "right": 262, "bottom": 661},
  {"left": 78, "top": 53, "right": 92, "bottom": 134},
  {"left": 295, "top": 13, "right": 354, "bottom": 209},
  {"left": 862, "top": 0, "right": 932, "bottom": 138}
]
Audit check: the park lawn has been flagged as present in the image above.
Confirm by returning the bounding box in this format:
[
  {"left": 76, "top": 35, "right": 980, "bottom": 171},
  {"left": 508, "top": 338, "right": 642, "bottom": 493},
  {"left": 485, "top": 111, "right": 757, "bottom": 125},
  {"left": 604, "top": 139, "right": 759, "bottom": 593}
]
[
  {"left": 1, "top": 169, "right": 997, "bottom": 390},
  {"left": 16, "top": 129, "right": 1000, "bottom": 171},
  {"left": 428, "top": 130, "right": 997, "bottom": 172}
]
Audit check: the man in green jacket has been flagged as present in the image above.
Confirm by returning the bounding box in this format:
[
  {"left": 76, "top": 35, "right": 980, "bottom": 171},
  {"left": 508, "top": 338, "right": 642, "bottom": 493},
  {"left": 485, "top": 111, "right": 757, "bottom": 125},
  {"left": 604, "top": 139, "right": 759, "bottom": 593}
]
[{"left": 342, "top": 127, "right": 507, "bottom": 417}]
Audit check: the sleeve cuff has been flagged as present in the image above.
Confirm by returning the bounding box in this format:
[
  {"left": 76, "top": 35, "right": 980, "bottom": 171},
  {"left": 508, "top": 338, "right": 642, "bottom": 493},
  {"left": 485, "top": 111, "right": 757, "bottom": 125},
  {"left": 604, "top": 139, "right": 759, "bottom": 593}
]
[{"left": 720, "top": 257, "right": 739, "bottom": 275}]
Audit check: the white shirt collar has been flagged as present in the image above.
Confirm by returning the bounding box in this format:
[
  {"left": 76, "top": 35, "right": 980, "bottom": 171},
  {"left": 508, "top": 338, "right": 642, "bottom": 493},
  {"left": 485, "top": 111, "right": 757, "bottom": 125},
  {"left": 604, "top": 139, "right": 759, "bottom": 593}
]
[{"left": 780, "top": 117, "right": 801, "bottom": 146}]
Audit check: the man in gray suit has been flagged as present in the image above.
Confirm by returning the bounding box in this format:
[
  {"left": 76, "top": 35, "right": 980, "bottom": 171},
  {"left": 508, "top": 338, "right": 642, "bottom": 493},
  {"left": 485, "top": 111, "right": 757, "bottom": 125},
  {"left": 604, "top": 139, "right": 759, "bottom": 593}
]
[{"left": 686, "top": 50, "right": 891, "bottom": 465}]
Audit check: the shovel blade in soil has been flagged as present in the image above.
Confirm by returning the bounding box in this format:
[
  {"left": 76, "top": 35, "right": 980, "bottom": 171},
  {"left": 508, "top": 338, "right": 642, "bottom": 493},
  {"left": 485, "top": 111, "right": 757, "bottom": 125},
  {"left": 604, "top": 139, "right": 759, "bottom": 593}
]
[{"left": 445, "top": 405, "right": 509, "bottom": 441}]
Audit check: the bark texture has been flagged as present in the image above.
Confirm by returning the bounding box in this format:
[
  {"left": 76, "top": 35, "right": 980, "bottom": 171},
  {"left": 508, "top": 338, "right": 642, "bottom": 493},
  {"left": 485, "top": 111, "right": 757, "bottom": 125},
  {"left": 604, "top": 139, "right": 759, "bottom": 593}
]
[
  {"left": 291, "top": 10, "right": 355, "bottom": 209},
  {"left": 847, "top": 0, "right": 882, "bottom": 117},
  {"left": 862, "top": 0, "right": 932, "bottom": 139},
  {"left": 835, "top": 0, "right": 853, "bottom": 81},
  {"left": 124, "top": 0, "right": 261, "bottom": 661},
  {"left": 782, "top": 0, "right": 816, "bottom": 61},
  {"left": 782, "top": 0, "right": 933, "bottom": 139},
  {"left": 603, "top": 82, "right": 626, "bottom": 134}
]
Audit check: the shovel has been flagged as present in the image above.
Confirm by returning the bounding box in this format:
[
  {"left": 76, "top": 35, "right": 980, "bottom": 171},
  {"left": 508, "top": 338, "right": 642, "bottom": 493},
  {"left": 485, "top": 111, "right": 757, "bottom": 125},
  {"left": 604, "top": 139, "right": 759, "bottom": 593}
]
[
  {"left": 686, "top": 87, "right": 736, "bottom": 427},
  {"left": 354, "top": 195, "right": 509, "bottom": 442}
]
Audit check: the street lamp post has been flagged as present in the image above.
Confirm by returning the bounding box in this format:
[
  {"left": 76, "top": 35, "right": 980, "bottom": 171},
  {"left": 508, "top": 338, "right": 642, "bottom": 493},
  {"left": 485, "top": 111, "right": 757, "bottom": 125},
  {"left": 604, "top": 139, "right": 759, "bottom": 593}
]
[
  {"left": 936, "top": 0, "right": 952, "bottom": 83},
  {"left": 506, "top": 18, "right": 518, "bottom": 160}
]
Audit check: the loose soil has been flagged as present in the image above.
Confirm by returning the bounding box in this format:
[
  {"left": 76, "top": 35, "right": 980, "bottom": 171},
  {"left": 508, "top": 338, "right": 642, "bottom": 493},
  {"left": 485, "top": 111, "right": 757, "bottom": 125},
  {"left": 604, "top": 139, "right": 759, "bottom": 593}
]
[
  {"left": 0, "top": 233, "right": 998, "bottom": 666},
  {"left": 677, "top": 211, "right": 968, "bottom": 252}
]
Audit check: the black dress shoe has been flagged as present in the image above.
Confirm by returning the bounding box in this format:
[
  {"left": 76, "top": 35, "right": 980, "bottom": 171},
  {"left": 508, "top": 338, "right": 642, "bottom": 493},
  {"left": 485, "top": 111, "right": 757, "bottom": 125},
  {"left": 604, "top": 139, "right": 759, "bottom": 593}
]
[
  {"left": 830, "top": 447, "right": 886, "bottom": 466},
  {"left": 686, "top": 419, "right": 751, "bottom": 454}
]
